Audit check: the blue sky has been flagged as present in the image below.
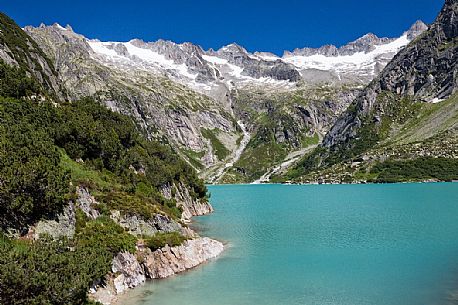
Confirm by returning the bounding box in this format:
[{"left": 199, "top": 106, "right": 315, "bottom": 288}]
[{"left": 3, "top": 0, "right": 443, "bottom": 55}]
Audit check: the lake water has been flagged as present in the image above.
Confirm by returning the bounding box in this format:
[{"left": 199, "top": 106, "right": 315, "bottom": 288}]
[{"left": 123, "top": 183, "right": 458, "bottom": 305}]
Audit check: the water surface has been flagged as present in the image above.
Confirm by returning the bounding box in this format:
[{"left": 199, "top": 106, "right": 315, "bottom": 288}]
[{"left": 122, "top": 183, "right": 458, "bottom": 305}]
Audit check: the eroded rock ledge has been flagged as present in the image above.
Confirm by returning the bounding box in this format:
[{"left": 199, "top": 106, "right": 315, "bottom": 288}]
[
  {"left": 90, "top": 237, "right": 224, "bottom": 305},
  {"left": 161, "top": 182, "right": 213, "bottom": 222}
]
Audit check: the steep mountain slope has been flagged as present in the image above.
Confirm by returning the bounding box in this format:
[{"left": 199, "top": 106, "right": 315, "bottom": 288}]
[
  {"left": 0, "top": 13, "right": 65, "bottom": 99},
  {"left": 0, "top": 13, "right": 221, "bottom": 305},
  {"left": 25, "top": 24, "right": 242, "bottom": 172},
  {"left": 280, "top": 0, "right": 458, "bottom": 183},
  {"left": 24, "top": 19, "right": 427, "bottom": 183}
]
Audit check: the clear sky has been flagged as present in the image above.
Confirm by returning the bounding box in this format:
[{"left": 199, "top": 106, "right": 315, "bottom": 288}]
[{"left": 2, "top": 0, "right": 443, "bottom": 55}]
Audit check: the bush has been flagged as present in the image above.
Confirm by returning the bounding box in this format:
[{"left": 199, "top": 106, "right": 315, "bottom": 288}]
[
  {"left": 0, "top": 97, "right": 207, "bottom": 231},
  {"left": 0, "top": 99, "right": 70, "bottom": 232},
  {"left": 0, "top": 237, "right": 109, "bottom": 305},
  {"left": 372, "top": 157, "right": 458, "bottom": 182},
  {"left": 145, "top": 231, "right": 187, "bottom": 251},
  {"left": 76, "top": 217, "right": 137, "bottom": 255},
  {"left": 0, "top": 61, "right": 41, "bottom": 98}
]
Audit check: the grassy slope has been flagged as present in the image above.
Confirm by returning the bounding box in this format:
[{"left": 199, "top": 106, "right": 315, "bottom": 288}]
[
  {"left": 220, "top": 85, "right": 356, "bottom": 183},
  {"left": 279, "top": 93, "right": 458, "bottom": 183}
]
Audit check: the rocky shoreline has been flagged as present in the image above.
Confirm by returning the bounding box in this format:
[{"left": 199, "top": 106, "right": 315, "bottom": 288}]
[
  {"left": 28, "top": 184, "right": 224, "bottom": 305},
  {"left": 90, "top": 237, "right": 224, "bottom": 305},
  {"left": 79, "top": 183, "right": 223, "bottom": 305}
]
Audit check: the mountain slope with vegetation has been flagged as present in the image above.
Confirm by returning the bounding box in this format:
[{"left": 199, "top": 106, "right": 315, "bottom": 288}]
[
  {"left": 0, "top": 14, "right": 213, "bottom": 305},
  {"left": 23, "top": 18, "right": 427, "bottom": 183},
  {"left": 278, "top": 0, "right": 458, "bottom": 184}
]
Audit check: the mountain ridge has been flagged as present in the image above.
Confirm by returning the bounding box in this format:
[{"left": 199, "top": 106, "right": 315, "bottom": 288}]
[
  {"left": 22, "top": 18, "right": 430, "bottom": 183},
  {"left": 278, "top": 0, "right": 458, "bottom": 184}
]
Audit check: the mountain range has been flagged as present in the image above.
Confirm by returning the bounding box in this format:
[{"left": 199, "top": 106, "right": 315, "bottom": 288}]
[
  {"left": 0, "top": 1, "right": 455, "bottom": 185},
  {"left": 11, "top": 18, "right": 436, "bottom": 184},
  {"left": 0, "top": 0, "right": 457, "bottom": 303}
]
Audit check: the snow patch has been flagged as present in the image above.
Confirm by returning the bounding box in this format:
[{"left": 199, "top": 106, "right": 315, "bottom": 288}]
[
  {"left": 87, "top": 40, "right": 198, "bottom": 80},
  {"left": 283, "top": 35, "right": 410, "bottom": 74}
]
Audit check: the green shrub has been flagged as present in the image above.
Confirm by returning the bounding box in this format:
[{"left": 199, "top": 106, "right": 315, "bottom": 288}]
[
  {"left": 0, "top": 99, "right": 70, "bottom": 232},
  {"left": 76, "top": 217, "right": 137, "bottom": 255},
  {"left": 0, "top": 237, "right": 109, "bottom": 305},
  {"left": 372, "top": 157, "right": 458, "bottom": 182},
  {"left": 0, "top": 61, "right": 41, "bottom": 98},
  {"left": 145, "top": 231, "right": 187, "bottom": 251}
]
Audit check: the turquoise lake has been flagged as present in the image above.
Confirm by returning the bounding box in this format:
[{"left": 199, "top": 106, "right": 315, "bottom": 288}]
[{"left": 123, "top": 183, "right": 458, "bottom": 305}]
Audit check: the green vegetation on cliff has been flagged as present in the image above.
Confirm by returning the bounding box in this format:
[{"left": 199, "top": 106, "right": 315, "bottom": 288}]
[
  {"left": 0, "top": 25, "right": 205, "bottom": 300},
  {"left": 145, "top": 231, "right": 187, "bottom": 251},
  {"left": 281, "top": 91, "right": 458, "bottom": 183},
  {"left": 0, "top": 215, "right": 137, "bottom": 305},
  {"left": 201, "top": 128, "right": 229, "bottom": 161},
  {"left": 0, "top": 12, "right": 61, "bottom": 98}
]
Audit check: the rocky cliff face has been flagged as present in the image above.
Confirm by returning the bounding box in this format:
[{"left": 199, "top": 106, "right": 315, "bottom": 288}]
[
  {"left": 161, "top": 182, "right": 213, "bottom": 221},
  {"left": 323, "top": 0, "right": 457, "bottom": 151},
  {"left": 280, "top": 0, "right": 457, "bottom": 182},
  {"left": 25, "top": 24, "right": 241, "bottom": 172},
  {"left": 21, "top": 16, "right": 428, "bottom": 183},
  {"left": 30, "top": 185, "right": 222, "bottom": 305},
  {"left": 0, "top": 14, "right": 65, "bottom": 100},
  {"left": 90, "top": 237, "right": 224, "bottom": 305}
]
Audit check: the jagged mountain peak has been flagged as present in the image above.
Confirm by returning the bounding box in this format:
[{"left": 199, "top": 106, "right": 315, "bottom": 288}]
[
  {"left": 353, "top": 32, "right": 380, "bottom": 43},
  {"left": 407, "top": 20, "right": 428, "bottom": 32},
  {"left": 50, "top": 22, "right": 73, "bottom": 32},
  {"left": 218, "top": 43, "right": 248, "bottom": 53},
  {"left": 405, "top": 20, "right": 428, "bottom": 39},
  {"left": 323, "top": 0, "right": 457, "bottom": 150},
  {"left": 286, "top": 20, "right": 426, "bottom": 58},
  {"left": 24, "top": 17, "right": 429, "bottom": 93}
]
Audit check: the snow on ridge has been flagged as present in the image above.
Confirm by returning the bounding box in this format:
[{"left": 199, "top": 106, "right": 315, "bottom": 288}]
[
  {"left": 282, "top": 34, "right": 410, "bottom": 73},
  {"left": 256, "top": 54, "right": 280, "bottom": 62},
  {"left": 87, "top": 32, "right": 410, "bottom": 90},
  {"left": 87, "top": 40, "right": 119, "bottom": 58},
  {"left": 202, "top": 55, "right": 228, "bottom": 65},
  {"left": 53, "top": 23, "right": 67, "bottom": 31},
  {"left": 87, "top": 40, "right": 198, "bottom": 80}
]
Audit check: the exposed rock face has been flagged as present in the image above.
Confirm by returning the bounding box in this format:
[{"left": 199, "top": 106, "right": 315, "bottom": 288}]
[
  {"left": 0, "top": 14, "right": 65, "bottom": 100},
  {"left": 33, "top": 202, "right": 76, "bottom": 239},
  {"left": 111, "top": 252, "right": 146, "bottom": 294},
  {"left": 161, "top": 182, "right": 213, "bottom": 221},
  {"left": 32, "top": 186, "right": 99, "bottom": 239},
  {"left": 76, "top": 186, "right": 100, "bottom": 219},
  {"left": 286, "top": 22, "right": 427, "bottom": 58},
  {"left": 110, "top": 211, "right": 184, "bottom": 237},
  {"left": 321, "top": 0, "right": 457, "bottom": 159},
  {"left": 90, "top": 237, "right": 224, "bottom": 305},
  {"left": 141, "top": 237, "right": 224, "bottom": 279},
  {"left": 25, "top": 24, "right": 241, "bottom": 172},
  {"left": 212, "top": 43, "right": 301, "bottom": 82},
  {"left": 406, "top": 20, "right": 429, "bottom": 40},
  {"left": 89, "top": 252, "right": 146, "bottom": 305}
]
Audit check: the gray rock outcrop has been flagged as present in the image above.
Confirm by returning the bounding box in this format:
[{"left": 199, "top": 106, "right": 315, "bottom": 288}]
[
  {"left": 33, "top": 202, "right": 76, "bottom": 239},
  {"left": 141, "top": 237, "right": 224, "bottom": 279},
  {"left": 111, "top": 252, "right": 146, "bottom": 294},
  {"left": 110, "top": 211, "right": 184, "bottom": 237},
  {"left": 90, "top": 237, "right": 224, "bottom": 305},
  {"left": 161, "top": 182, "right": 213, "bottom": 222}
]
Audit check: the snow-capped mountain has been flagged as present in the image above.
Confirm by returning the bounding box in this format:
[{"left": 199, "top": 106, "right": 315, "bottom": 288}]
[
  {"left": 47, "top": 20, "right": 427, "bottom": 94},
  {"left": 23, "top": 20, "right": 428, "bottom": 183}
]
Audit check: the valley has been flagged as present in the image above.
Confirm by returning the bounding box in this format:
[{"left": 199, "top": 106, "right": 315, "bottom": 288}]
[{"left": 23, "top": 19, "right": 429, "bottom": 183}]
